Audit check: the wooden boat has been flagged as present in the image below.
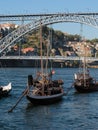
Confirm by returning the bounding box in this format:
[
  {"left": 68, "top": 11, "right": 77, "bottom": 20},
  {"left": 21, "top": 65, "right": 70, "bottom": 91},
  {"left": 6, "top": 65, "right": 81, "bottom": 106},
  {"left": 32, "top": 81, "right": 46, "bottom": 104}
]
[
  {"left": 26, "top": 23, "right": 64, "bottom": 105},
  {"left": 0, "top": 82, "right": 12, "bottom": 98},
  {"left": 74, "top": 42, "right": 98, "bottom": 93},
  {"left": 74, "top": 71, "right": 98, "bottom": 93},
  {"left": 26, "top": 74, "right": 64, "bottom": 105},
  {"left": 8, "top": 75, "right": 64, "bottom": 112}
]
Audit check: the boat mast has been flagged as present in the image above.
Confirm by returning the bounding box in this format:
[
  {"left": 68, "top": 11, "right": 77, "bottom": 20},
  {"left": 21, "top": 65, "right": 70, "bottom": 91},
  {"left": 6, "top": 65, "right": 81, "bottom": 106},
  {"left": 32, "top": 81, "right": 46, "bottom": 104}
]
[
  {"left": 45, "top": 26, "right": 52, "bottom": 77},
  {"left": 45, "top": 36, "right": 49, "bottom": 74},
  {"left": 40, "top": 20, "right": 45, "bottom": 95},
  {"left": 40, "top": 21, "right": 44, "bottom": 76},
  {"left": 49, "top": 27, "right": 53, "bottom": 80},
  {"left": 83, "top": 42, "right": 87, "bottom": 86}
]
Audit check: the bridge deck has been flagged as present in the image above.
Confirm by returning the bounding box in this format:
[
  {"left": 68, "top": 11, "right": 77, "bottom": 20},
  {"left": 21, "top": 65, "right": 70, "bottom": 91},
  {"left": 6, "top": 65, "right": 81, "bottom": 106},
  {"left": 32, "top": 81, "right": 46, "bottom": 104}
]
[{"left": 0, "top": 56, "right": 97, "bottom": 62}]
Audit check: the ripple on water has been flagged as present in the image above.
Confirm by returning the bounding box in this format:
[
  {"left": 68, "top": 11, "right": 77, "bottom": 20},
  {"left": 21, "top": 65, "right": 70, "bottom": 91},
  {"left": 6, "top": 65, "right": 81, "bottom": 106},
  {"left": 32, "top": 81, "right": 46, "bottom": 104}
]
[{"left": 0, "top": 68, "right": 98, "bottom": 130}]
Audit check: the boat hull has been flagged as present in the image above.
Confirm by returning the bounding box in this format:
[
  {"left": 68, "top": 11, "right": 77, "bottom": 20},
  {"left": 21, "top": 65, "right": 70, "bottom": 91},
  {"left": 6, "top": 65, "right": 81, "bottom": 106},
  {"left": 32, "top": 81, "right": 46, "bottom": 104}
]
[
  {"left": 0, "top": 90, "right": 11, "bottom": 98},
  {"left": 26, "top": 93, "right": 64, "bottom": 105},
  {"left": 0, "top": 83, "right": 12, "bottom": 98},
  {"left": 74, "top": 84, "right": 98, "bottom": 93}
]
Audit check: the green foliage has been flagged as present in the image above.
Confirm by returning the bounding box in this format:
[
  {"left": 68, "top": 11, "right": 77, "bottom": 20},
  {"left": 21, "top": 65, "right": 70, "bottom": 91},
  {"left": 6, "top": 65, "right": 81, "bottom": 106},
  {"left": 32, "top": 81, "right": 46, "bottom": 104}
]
[
  {"left": 65, "top": 34, "right": 81, "bottom": 41},
  {"left": 14, "top": 26, "right": 98, "bottom": 55},
  {"left": 91, "top": 38, "right": 98, "bottom": 43}
]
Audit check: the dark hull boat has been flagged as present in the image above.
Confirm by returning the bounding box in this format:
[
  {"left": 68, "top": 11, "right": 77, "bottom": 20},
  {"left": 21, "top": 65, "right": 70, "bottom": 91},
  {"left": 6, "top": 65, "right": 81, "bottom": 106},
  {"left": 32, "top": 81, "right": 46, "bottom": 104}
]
[
  {"left": 26, "top": 22, "right": 64, "bottom": 105},
  {"left": 26, "top": 92, "right": 64, "bottom": 105},
  {"left": 26, "top": 75, "right": 64, "bottom": 105},
  {"left": 74, "top": 82, "right": 98, "bottom": 93},
  {"left": 74, "top": 72, "right": 98, "bottom": 93},
  {"left": 0, "top": 82, "right": 12, "bottom": 98},
  {"left": 73, "top": 42, "right": 98, "bottom": 93}
]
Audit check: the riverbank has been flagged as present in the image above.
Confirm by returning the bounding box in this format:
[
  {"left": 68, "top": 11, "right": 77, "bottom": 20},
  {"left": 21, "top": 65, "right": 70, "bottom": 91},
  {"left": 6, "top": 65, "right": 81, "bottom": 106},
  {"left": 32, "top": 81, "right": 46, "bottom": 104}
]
[{"left": 0, "top": 59, "right": 98, "bottom": 68}]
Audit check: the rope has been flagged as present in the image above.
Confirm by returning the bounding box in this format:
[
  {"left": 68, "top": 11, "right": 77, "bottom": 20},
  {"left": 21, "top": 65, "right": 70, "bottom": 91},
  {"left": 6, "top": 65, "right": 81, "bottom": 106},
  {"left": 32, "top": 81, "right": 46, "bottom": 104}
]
[{"left": 64, "top": 83, "right": 74, "bottom": 96}]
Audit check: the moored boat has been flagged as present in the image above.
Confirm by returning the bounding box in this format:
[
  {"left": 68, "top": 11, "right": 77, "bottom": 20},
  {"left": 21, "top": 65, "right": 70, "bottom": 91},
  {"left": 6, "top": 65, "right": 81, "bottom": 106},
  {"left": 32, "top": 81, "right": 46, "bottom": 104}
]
[
  {"left": 74, "top": 72, "right": 98, "bottom": 93},
  {"left": 26, "top": 22, "right": 64, "bottom": 104},
  {"left": 7, "top": 22, "right": 64, "bottom": 113},
  {"left": 0, "top": 82, "right": 12, "bottom": 98},
  {"left": 74, "top": 42, "right": 98, "bottom": 93},
  {"left": 26, "top": 74, "right": 64, "bottom": 105}
]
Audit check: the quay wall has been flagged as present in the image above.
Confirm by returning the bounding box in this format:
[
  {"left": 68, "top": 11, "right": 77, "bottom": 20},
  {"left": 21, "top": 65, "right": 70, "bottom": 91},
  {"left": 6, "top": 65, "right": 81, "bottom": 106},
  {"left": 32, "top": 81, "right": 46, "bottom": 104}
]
[{"left": 0, "top": 59, "right": 79, "bottom": 68}]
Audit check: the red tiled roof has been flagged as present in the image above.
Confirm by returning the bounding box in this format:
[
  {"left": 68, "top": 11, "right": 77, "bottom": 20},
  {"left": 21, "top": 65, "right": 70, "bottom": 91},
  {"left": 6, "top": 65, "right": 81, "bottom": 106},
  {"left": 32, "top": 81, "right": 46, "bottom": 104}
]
[{"left": 22, "top": 47, "right": 34, "bottom": 53}]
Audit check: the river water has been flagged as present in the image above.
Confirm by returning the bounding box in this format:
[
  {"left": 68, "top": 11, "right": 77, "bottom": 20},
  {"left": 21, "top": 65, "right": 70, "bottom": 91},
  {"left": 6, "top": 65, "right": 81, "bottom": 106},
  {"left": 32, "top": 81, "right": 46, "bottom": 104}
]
[{"left": 0, "top": 67, "right": 98, "bottom": 130}]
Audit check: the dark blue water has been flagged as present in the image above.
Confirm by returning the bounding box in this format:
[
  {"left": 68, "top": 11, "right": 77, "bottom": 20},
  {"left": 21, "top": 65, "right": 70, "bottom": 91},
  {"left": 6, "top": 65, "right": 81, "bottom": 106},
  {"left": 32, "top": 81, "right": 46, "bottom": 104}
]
[{"left": 0, "top": 68, "right": 98, "bottom": 130}]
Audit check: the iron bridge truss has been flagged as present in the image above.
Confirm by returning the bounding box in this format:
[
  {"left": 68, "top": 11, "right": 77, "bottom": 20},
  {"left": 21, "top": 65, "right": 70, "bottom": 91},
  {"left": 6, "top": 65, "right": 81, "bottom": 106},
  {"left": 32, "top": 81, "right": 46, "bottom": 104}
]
[{"left": 0, "top": 12, "right": 98, "bottom": 54}]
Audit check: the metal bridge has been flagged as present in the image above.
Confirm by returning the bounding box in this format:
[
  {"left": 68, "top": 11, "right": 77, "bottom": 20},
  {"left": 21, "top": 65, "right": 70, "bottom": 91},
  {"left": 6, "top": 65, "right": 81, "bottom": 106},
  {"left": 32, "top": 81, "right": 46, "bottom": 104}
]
[
  {"left": 0, "top": 12, "right": 98, "bottom": 55},
  {"left": 0, "top": 56, "right": 98, "bottom": 62},
  {"left": 0, "top": 13, "right": 98, "bottom": 22}
]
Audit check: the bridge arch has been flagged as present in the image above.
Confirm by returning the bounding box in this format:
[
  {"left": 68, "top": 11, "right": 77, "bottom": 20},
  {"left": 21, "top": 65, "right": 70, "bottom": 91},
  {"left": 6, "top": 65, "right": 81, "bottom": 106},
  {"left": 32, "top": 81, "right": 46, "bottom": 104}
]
[{"left": 0, "top": 13, "right": 98, "bottom": 54}]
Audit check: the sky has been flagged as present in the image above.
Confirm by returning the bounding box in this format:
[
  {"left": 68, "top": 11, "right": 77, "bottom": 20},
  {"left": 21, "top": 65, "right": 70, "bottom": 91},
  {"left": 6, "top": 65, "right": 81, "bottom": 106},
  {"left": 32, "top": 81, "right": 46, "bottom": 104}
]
[{"left": 0, "top": 0, "right": 98, "bottom": 39}]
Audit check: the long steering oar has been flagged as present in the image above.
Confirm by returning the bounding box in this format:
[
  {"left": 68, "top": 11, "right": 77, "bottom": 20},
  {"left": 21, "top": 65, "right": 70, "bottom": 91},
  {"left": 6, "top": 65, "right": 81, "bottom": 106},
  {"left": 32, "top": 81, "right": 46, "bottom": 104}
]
[
  {"left": 8, "top": 75, "right": 33, "bottom": 113},
  {"left": 64, "top": 82, "right": 74, "bottom": 96},
  {"left": 8, "top": 87, "right": 29, "bottom": 113}
]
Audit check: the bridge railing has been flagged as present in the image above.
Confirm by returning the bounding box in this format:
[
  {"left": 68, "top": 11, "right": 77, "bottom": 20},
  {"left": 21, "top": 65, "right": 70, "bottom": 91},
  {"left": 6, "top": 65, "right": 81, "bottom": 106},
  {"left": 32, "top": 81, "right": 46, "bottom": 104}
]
[{"left": 0, "top": 56, "right": 97, "bottom": 62}]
